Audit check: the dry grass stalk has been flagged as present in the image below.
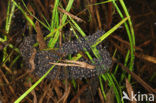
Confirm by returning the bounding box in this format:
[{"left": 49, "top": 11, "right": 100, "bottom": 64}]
[{"left": 49, "top": 60, "right": 95, "bottom": 69}]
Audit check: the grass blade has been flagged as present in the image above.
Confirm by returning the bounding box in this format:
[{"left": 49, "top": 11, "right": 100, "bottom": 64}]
[{"left": 14, "top": 65, "right": 55, "bottom": 103}]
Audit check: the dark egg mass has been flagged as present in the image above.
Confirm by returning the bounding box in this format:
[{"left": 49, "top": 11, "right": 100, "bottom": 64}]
[{"left": 19, "top": 30, "right": 112, "bottom": 80}]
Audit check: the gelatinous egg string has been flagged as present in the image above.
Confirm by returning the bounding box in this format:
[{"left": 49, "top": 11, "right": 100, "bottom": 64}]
[{"left": 19, "top": 30, "right": 112, "bottom": 79}]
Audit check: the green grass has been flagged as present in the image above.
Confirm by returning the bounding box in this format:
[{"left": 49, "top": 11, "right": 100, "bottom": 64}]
[
  {"left": 112, "top": 0, "right": 135, "bottom": 82},
  {"left": 0, "top": 0, "right": 135, "bottom": 103}
]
